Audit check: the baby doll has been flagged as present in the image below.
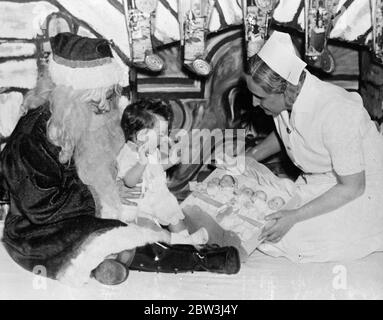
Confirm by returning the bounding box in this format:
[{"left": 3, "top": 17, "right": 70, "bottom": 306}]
[
  {"left": 205, "top": 174, "right": 238, "bottom": 204},
  {"left": 117, "top": 100, "right": 208, "bottom": 245},
  {"left": 267, "top": 196, "right": 286, "bottom": 211},
  {"left": 240, "top": 187, "right": 255, "bottom": 198},
  {"left": 234, "top": 186, "right": 255, "bottom": 209},
  {"left": 219, "top": 175, "right": 237, "bottom": 200},
  {"left": 252, "top": 190, "right": 267, "bottom": 202},
  {"left": 219, "top": 175, "right": 237, "bottom": 188}
]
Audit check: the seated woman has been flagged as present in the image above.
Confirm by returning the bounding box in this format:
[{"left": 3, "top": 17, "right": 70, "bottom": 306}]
[{"left": 245, "top": 31, "right": 383, "bottom": 262}]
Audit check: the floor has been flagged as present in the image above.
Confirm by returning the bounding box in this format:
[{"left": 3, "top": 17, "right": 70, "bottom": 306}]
[{"left": 1, "top": 226, "right": 382, "bottom": 300}]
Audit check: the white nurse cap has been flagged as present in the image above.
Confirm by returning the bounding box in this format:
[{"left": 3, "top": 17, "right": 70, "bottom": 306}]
[{"left": 257, "top": 31, "right": 306, "bottom": 86}]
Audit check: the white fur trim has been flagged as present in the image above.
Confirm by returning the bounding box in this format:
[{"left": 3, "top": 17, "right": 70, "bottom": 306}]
[
  {"left": 48, "top": 55, "right": 123, "bottom": 90},
  {"left": 57, "top": 225, "right": 170, "bottom": 287},
  {"left": 99, "top": 201, "right": 138, "bottom": 222}
]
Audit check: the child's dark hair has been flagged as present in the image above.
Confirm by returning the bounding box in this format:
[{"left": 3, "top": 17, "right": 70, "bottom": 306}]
[{"left": 121, "top": 99, "right": 173, "bottom": 142}]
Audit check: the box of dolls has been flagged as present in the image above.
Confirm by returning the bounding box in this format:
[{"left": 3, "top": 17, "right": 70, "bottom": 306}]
[{"left": 181, "top": 168, "right": 296, "bottom": 255}]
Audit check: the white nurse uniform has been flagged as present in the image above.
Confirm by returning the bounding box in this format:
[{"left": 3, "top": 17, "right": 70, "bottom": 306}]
[{"left": 258, "top": 71, "right": 383, "bottom": 262}]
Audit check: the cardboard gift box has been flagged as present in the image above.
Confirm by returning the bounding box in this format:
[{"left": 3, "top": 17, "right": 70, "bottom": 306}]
[{"left": 181, "top": 165, "right": 300, "bottom": 257}]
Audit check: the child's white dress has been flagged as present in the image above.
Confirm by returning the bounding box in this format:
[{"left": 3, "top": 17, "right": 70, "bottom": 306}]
[{"left": 117, "top": 141, "right": 185, "bottom": 226}]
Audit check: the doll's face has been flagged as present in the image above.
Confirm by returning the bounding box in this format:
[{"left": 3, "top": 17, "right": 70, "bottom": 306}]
[
  {"left": 219, "top": 175, "right": 236, "bottom": 188},
  {"left": 267, "top": 197, "right": 285, "bottom": 211},
  {"left": 253, "top": 190, "right": 267, "bottom": 202},
  {"left": 241, "top": 187, "right": 255, "bottom": 198}
]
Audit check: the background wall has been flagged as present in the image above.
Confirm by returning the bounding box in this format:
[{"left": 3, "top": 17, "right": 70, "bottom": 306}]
[
  {"left": 0, "top": 0, "right": 380, "bottom": 191},
  {"left": 0, "top": 0, "right": 371, "bottom": 133}
]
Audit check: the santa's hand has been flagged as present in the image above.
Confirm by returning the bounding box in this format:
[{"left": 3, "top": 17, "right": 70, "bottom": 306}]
[{"left": 117, "top": 179, "right": 142, "bottom": 203}]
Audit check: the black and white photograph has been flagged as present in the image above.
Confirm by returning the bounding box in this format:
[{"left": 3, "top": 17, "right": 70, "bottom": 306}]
[{"left": 0, "top": 0, "right": 383, "bottom": 304}]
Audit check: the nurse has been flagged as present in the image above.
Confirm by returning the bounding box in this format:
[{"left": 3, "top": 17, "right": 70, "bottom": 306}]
[{"left": 246, "top": 31, "right": 383, "bottom": 262}]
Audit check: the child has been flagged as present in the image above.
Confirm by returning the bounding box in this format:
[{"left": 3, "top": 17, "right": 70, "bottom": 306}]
[{"left": 117, "top": 99, "right": 208, "bottom": 245}]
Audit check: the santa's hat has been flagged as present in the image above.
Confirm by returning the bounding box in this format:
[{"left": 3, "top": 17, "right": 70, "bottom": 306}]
[
  {"left": 49, "top": 33, "right": 123, "bottom": 90},
  {"left": 257, "top": 31, "right": 306, "bottom": 86}
]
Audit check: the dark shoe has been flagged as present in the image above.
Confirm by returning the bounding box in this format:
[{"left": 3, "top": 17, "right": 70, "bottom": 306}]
[
  {"left": 194, "top": 245, "right": 240, "bottom": 274},
  {"left": 129, "top": 243, "right": 240, "bottom": 275},
  {"left": 91, "top": 259, "right": 129, "bottom": 285}
]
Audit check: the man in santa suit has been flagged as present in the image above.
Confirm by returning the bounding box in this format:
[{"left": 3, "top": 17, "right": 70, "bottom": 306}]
[{"left": 0, "top": 33, "right": 240, "bottom": 286}]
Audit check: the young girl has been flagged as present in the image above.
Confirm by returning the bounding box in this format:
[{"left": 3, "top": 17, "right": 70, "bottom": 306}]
[{"left": 117, "top": 99, "right": 208, "bottom": 245}]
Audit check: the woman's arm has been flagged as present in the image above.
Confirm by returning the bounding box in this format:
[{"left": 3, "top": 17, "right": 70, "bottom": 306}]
[
  {"left": 293, "top": 171, "right": 365, "bottom": 223},
  {"left": 261, "top": 171, "right": 366, "bottom": 242},
  {"left": 246, "top": 131, "right": 282, "bottom": 162},
  {"left": 261, "top": 104, "right": 367, "bottom": 242}
]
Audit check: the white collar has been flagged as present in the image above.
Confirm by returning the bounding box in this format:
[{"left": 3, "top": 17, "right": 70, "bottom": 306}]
[{"left": 291, "top": 71, "right": 318, "bottom": 114}]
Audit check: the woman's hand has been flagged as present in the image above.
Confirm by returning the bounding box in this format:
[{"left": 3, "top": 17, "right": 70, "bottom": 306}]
[
  {"left": 117, "top": 179, "right": 142, "bottom": 205},
  {"left": 259, "top": 210, "right": 299, "bottom": 243}
]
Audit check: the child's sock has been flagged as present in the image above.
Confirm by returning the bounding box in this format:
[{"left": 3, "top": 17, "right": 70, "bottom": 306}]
[
  {"left": 170, "top": 228, "right": 209, "bottom": 245},
  {"left": 190, "top": 227, "right": 209, "bottom": 245},
  {"left": 170, "top": 230, "right": 192, "bottom": 245}
]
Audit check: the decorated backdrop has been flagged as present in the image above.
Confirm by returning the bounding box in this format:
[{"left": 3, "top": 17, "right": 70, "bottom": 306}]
[{"left": 0, "top": 0, "right": 381, "bottom": 192}]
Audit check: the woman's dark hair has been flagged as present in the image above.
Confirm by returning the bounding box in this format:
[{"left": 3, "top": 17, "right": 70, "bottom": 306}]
[{"left": 120, "top": 99, "right": 173, "bottom": 142}]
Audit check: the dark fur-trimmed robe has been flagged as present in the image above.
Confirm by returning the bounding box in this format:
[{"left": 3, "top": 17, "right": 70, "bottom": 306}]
[{"left": 0, "top": 104, "right": 166, "bottom": 286}]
